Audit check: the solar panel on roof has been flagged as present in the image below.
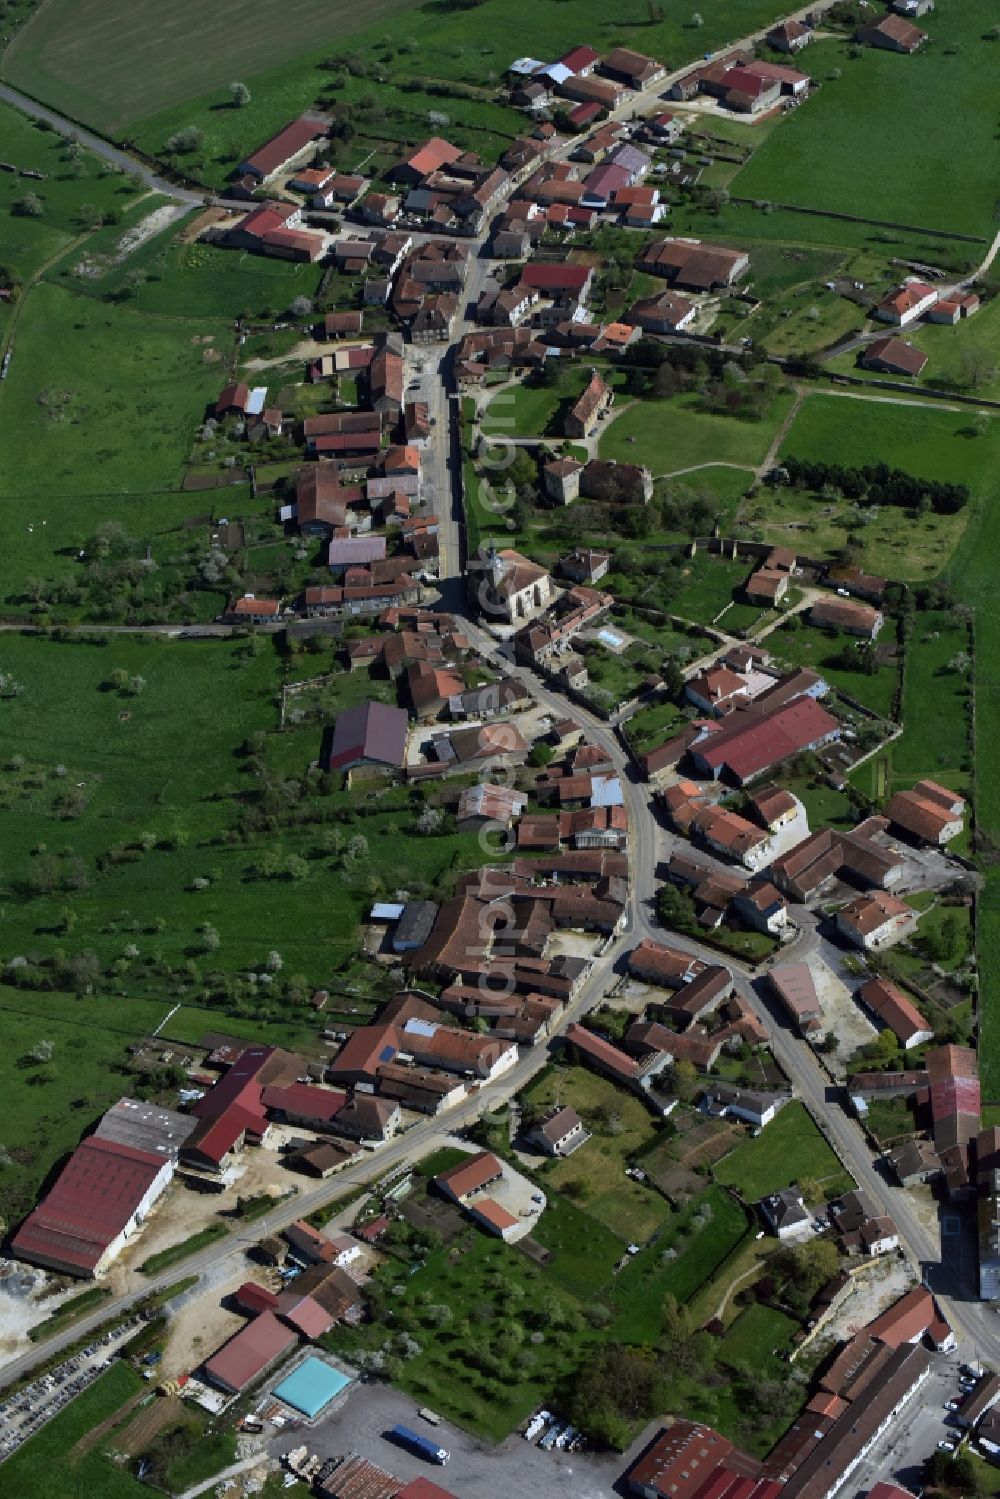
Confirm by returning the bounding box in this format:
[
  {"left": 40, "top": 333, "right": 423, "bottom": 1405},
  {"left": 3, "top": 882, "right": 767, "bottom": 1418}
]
[{"left": 379, "top": 1044, "right": 397, "bottom": 1063}]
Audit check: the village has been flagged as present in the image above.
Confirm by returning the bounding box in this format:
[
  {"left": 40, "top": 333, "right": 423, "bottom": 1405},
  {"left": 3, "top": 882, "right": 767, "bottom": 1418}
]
[{"left": 1, "top": 1, "right": 1000, "bottom": 1498}]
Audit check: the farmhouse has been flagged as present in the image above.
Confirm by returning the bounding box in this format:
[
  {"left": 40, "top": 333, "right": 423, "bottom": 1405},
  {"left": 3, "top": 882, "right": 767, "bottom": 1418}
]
[
  {"left": 810, "top": 595, "right": 883, "bottom": 637},
  {"left": 861, "top": 335, "right": 928, "bottom": 378},
  {"left": 746, "top": 567, "right": 788, "bottom": 605},
  {"left": 226, "top": 201, "right": 326, "bottom": 261},
  {"left": 884, "top": 780, "right": 965, "bottom": 845},
  {"left": 203, "top": 1311, "right": 298, "bottom": 1395},
  {"left": 684, "top": 665, "right": 749, "bottom": 716},
  {"left": 528, "top": 1106, "right": 589, "bottom": 1156},
  {"left": 564, "top": 369, "right": 613, "bottom": 438},
  {"left": 856, "top": 14, "right": 926, "bottom": 51},
  {"left": 688, "top": 695, "right": 840, "bottom": 785},
  {"left": 433, "top": 1151, "right": 521, "bottom": 1241},
  {"left": 324, "top": 701, "right": 409, "bottom": 772},
  {"left": 601, "top": 46, "right": 665, "bottom": 88},
  {"left": 627, "top": 289, "right": 696, "bottom": 333},
  {"left": 858, "top": 978, "right": 933, "bottom": 1049},
  {"left": 759, "top": 1187, "right": 811, "bottom": 1239},
  {"left": 223, "top": 595, "right": 280, "bottom": 624},
  {"left": 393, "top": 136, "right": 464, "bottom": 185},
  {"left": 769, "top": 962, "right": 823, "bottom": 1036},
  {"left": 215, "top": 382, "right": 249, "bottom": 417},
  {"left": 835, "top": 891, "right": 917, "bottom": 951},
  {"left": 236, "top": 117, "right": 328, "bottom": 183},
  {"left": 637, "top": 238, "right": 749, "bottom": 292},
  {"left": 772, "top": 822, "right": 903, "bottom": 900},
  {"left": 768, "top": 19, "right": 811, "bottom": 51},
  {"left": 875, "top": 280, "right": 938, "bottom": 327}
]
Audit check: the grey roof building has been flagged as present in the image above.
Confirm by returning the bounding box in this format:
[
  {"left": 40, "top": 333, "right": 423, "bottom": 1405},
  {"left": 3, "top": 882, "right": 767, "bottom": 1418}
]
[
  {"left": 94, "top": 1098, "right": 198, "bottom": 1159},
  {"left": 392, "top": 900, "right": 441, "bottom": 953}
]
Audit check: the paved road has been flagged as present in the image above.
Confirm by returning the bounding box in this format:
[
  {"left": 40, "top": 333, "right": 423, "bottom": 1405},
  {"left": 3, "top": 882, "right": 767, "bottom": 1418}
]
[{"left": 0, "top": 81, "right": 203, "bottom": 203}]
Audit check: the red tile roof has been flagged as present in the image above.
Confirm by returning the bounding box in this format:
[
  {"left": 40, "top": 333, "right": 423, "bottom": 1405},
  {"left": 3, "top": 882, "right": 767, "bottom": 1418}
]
[
  {"left": 435, "top": 1150, "right": 503, "bottom": 1199},
  {"left": 241, "top": 117, "right": 327, "bottom": 178},
  {"left": 12, "top": 1137, "right": 169, "bottom": 1274},
  {"left": 203, "top": 1310, "right": 298, "bottom": 1392}
]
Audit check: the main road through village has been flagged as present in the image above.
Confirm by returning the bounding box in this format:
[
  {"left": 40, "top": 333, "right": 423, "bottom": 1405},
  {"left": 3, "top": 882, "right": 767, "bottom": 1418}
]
[{"left": 2, "top": 0, "right": 1000, "bottom": 1392}]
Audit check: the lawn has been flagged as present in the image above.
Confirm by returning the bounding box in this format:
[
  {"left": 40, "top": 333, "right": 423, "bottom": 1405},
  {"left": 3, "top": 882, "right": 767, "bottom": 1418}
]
[
  {"left": 668, "top": 196, "right": 968, "bottom": 268},
  {"left": 481, "top": 376, "right": 579, "bottom": 440},
  {"left": 0, "top": 280, "right": 222, "bottom": 497},
  {"left": 609, "top": 1186, "right": 750, "bottom": 1343},
  {"left": 0, "top": 101, "right": 147, "bottom": 277},
  {"left": 719, "top": 1303, "right": 799, "bottom": 1377},
  {"left": 714, "top": 1102, "right": 853, "bottom": 1201},
  {"left": 518, "top": 1065, "right": 671, "bottom": 1242},
  {"left": 600, "top": 389, "right": 795, "bottom": 475},
  {"left": 623, "top": 696, "right": 688, "bottom": 756},
  {"left": 731, "top": 12, "right": 1000, "bottom": 239},
  {"left": 663, "top": 552, "right": 763, "bottom": 631},
  {"left": 904, "top": 296, "right": 1000, "bottom": 403},
  {"left": 655, "top": 465, "right": 754, "bottom": 536},
  {"left": 766, "top": 619, "right": 898, "bottom": 720},
  {"left": 784, "top": 391, "right": 991, "bottom": 479},
  {"left": 0, "top": 480, "right": 256, "bottom": 618},
  {"left": 529, "top": 1189, "right": 632, "bottom": 1300},
  {"left": 780, "top": 769, "right": 857, "bottom": 832},
  {"left": 0, "top": 1363, "right": 150, "bottom": 1499}
]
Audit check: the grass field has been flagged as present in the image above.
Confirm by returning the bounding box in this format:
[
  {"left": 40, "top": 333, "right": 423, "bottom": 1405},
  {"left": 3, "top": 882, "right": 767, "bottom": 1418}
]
[
  {"left": 714, "top": 1102, "right": 853, "bottom": 1201},
  {"left": 481, "top": 371, "right": 597, "bottom": 440},
  {"left": 668, "top": 196, "right": 971, "bottom": 269},
  {"left": 944, "top": 427, "right": 1000, "bottom": 1094},
  {"left": 600, "top": 390, "right": 794, "bottom": 475},
  {"left": 664, "top": 553, "right": 764, "bottom": 630},
  {"left": 610, "top": 1186, "right": 749, "bottom": 1342},
  {"left": 732, "top": 10, "right": 1000, "bottom": 239},
  {"left": 623, "top": 697, "right": 688, "bottom": 756},
  {"left": 719, "top": 1303, "right": 799, "bottom": 1377},
  {"left": 889, "top": 612, "right": 972, "bottom": 791},
  {"left": 0, "top": 1363, "right": 149, "bottom": 1499},
  {"left": 0, "top": 281, "right": 222, "bottom": 497},
  {"left": 4, "top": 0, "right": 795, "bottom": 145},
  {"left": 763, "top": 392, "right": 1000, "bottom": 578},
  {"left": 1, "top": 0, "right": 421, "bottom": 134},
  {"left": 904, "top": 297, "right": 1000, "bottom": 403},
  {"left": 329, "top": 1228, "right": 596, "bottom": 1441},
  {"left": 51, "top": 221, "right": 327, "bottom": 321},
  {"left": 0, "top": 101, "right": 148, "bottom": 281}
]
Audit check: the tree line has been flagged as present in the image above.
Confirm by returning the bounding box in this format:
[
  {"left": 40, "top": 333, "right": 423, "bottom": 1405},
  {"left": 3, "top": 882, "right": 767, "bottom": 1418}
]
[{"left": 773, "top": 457, "right": 970, "bottom": 515}]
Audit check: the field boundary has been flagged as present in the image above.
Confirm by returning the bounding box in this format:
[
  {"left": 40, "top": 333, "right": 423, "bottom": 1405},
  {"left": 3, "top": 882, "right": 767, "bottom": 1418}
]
[{"left": 729, "top": 196, "right": 988, "bottom": 246}]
